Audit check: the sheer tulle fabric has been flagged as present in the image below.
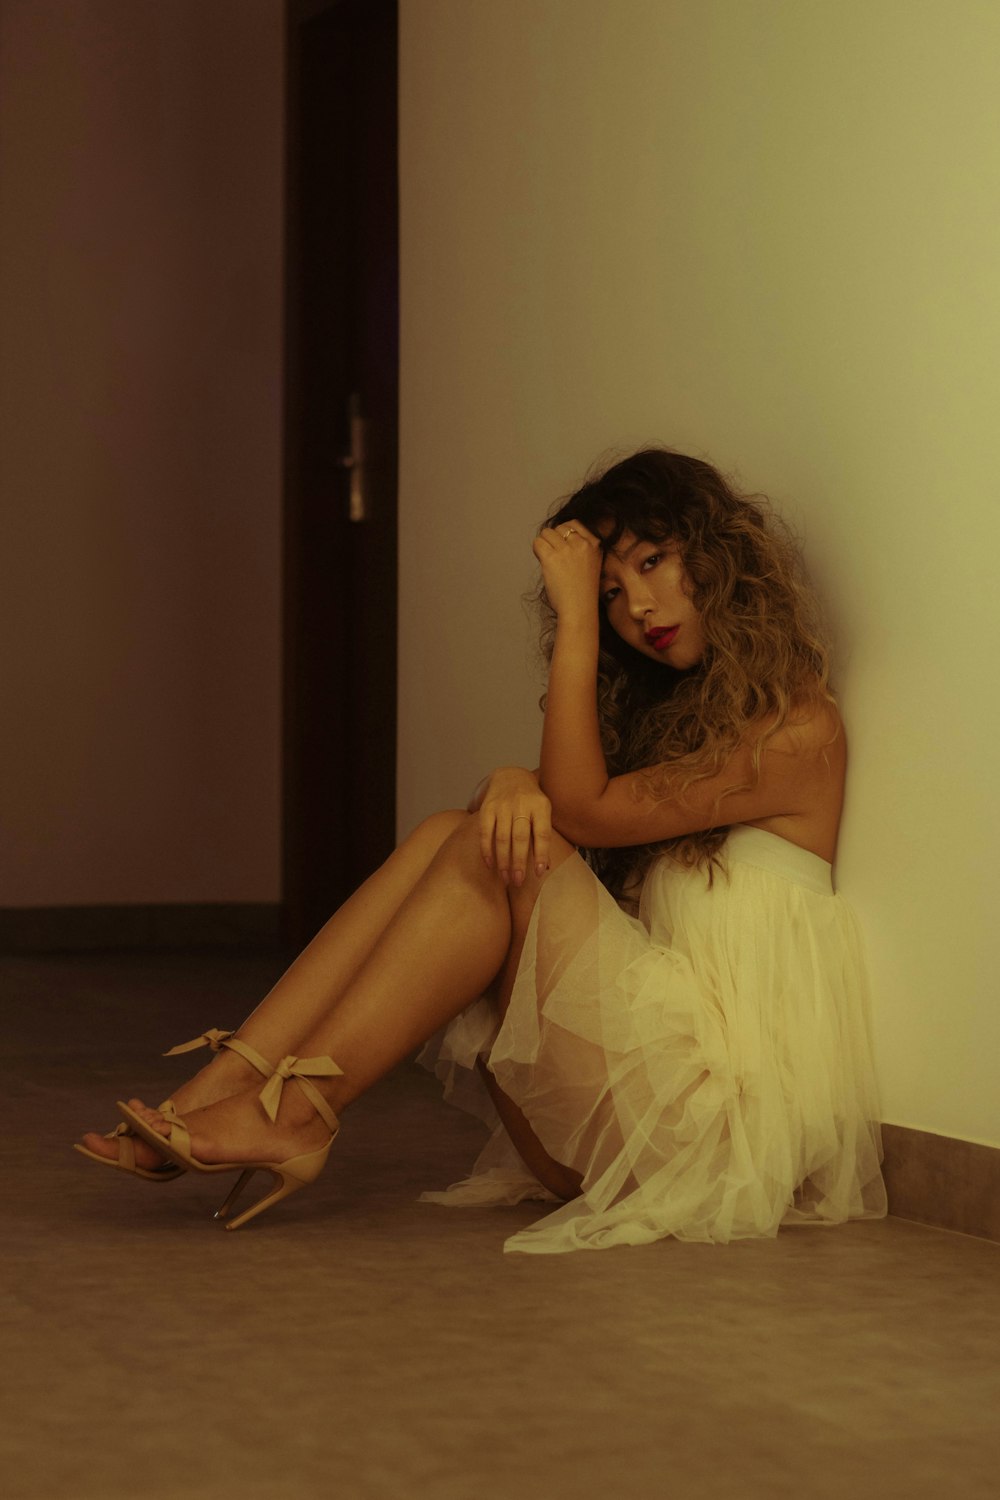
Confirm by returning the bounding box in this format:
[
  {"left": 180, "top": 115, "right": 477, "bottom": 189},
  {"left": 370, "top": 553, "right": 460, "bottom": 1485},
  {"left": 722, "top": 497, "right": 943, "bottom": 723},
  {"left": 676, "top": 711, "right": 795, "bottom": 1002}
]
[{"left": 418, "top": 826, "right": 887, "bottom": 1255}]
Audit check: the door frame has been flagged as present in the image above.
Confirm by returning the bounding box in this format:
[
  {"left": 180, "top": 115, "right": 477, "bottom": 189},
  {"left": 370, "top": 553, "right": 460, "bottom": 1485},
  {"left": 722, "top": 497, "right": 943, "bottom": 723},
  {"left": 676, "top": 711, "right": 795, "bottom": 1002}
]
[{"left": 281, "top": 0, "right": 399, "bottom": 949}]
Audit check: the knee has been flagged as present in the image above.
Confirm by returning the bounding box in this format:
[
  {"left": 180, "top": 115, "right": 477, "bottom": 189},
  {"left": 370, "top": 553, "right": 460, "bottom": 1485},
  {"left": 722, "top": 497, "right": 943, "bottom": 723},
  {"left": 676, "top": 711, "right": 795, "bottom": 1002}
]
[
  {"left": 414, "top": 809, "right": 469, "bottom": 841},
  {"left": 401, "top": 809, "right": 470, "bottom": 861},
  {"left": 428, "top": 807, "right": 503, "bottom": 883}
]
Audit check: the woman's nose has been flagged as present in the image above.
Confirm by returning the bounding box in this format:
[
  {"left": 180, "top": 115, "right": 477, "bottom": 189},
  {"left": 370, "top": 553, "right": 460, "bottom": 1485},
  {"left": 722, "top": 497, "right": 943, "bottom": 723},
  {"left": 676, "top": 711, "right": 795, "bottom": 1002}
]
[{"left": 627, "top": 588, "right": 652, "bottom": 619}]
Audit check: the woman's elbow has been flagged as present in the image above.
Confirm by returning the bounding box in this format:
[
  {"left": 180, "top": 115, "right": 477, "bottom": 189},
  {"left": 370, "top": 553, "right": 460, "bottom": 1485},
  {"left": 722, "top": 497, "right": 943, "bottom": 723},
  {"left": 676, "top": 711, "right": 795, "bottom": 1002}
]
[{"left": 550, "top": 802, "right": 600, "bottom": 846}]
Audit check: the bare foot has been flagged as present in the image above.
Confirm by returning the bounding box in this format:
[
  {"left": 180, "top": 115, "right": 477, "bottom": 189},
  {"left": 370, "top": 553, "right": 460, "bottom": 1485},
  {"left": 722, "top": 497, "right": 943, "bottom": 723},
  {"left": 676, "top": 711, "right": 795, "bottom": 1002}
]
[
  {"left": 133, "top": 1085, "right": 331, "bottom": 1168},
  {"left": 79, "top": 1047, "right": 267, "bottom": 1172}
]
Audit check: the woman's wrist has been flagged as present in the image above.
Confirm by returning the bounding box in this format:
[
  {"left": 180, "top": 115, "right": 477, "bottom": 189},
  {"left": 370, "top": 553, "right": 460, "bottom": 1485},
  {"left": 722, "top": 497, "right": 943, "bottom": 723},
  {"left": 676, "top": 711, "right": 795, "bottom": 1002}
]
[
  {"left": 553, "top": 616, "right": 600, "bottom": 661},
  {"left": 488, "top": 766, "right": 539, "bottom": 787},
  {"left": 554, "top": 607, "right": 598, "bottom": 634}
]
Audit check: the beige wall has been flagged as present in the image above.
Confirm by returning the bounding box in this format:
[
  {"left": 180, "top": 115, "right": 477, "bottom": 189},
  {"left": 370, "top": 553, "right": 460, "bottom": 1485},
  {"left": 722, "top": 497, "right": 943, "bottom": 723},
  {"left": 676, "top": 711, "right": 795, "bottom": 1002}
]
[
  {"left": 399, "top": 0, "right": 1000, "bottom": 1146},
  {"left": 0, "top": 0, "right": 284, "bottom": 905}
]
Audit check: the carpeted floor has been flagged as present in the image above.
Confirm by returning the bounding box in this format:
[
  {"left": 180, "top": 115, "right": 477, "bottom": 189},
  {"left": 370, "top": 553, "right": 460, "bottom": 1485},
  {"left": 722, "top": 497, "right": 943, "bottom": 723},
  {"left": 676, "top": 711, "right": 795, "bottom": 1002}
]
[{"left": 2, "top": 950, "right": 998, "bottom": 1500}]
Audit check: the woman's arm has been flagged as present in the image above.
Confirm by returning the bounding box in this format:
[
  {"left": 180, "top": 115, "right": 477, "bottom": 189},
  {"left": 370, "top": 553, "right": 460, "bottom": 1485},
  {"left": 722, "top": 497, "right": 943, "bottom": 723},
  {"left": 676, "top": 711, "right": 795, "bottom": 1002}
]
[
  {"left": 532, "top": 522, "right": 611, "bottom": 817},
  {"left": 531, "top": 521, "right": 839, "bottom": 848},
  {"left": 550, "top": 708, "right": 840, "bottom": 848}
]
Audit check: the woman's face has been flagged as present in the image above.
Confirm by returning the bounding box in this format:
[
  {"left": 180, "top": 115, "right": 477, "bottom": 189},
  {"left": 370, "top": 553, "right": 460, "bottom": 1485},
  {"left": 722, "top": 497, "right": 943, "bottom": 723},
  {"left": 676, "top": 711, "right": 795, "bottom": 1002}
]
[{"left": 598, "top": 530, "right": 705, "bottom": 669}]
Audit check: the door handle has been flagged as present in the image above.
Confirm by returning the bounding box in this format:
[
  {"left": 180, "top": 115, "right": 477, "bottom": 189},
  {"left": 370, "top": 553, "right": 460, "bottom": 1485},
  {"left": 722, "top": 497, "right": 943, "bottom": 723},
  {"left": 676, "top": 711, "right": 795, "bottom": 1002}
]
[{"left": 336, "top": 392, "right": 369, "bottom": 521}]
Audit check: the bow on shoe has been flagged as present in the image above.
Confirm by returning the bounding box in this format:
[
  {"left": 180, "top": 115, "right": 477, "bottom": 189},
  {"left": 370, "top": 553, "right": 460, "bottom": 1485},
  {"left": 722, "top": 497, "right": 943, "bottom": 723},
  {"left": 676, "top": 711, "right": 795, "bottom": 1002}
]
[
  {"left": 258, "top": 1055, "right": 343, "bottom": 1136},
  {"left": 162, "top": 1028, "right": 235, "bottom": 1058}
]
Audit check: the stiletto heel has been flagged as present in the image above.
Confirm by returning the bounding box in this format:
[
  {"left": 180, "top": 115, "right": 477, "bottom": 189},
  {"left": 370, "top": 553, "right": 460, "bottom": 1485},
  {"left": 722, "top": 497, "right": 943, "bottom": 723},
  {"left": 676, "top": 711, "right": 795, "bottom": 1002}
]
[
  {"left": 222, "top": 1143, "right": 333, "bottom": 1232},
  {"left": 74, "top": 1028, "right": 275, "bottom": 1182},
  {"left": 117, "top": 1053, "right": 343, "bottom": 1231},
  {"left": 214, "top": 1169, "right": 255, "bottom": 1221}
]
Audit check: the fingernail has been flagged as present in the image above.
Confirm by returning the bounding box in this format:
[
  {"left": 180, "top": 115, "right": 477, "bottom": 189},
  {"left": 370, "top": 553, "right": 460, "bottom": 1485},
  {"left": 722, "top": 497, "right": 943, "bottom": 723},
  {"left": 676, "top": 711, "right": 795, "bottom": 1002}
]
[
  {"left": 535, "top": 862, "right": 546, "bottom": 877},
  {"left": 513, "top": 870, "right": 523, "bottom": 887},
  {"left": 484, "top": 855, "right": 492, "bottom": 869}
]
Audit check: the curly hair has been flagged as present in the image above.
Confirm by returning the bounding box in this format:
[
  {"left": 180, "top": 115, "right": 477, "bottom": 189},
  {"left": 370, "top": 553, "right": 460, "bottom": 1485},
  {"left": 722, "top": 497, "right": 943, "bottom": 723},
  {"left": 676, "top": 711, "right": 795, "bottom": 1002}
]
[{"left": 535, "top": 447, "right": 834, "bottom": 897}]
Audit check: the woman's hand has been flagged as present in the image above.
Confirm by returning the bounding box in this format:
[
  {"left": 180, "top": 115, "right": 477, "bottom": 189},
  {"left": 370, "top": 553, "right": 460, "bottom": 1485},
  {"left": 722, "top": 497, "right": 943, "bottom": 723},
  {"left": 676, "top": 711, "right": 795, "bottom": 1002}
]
[
  {"left": 532, "top": 520, "right": 602, "bottom": 623},
  {"left": 477, "top": 768, "right": 552, "bottom": 886}
]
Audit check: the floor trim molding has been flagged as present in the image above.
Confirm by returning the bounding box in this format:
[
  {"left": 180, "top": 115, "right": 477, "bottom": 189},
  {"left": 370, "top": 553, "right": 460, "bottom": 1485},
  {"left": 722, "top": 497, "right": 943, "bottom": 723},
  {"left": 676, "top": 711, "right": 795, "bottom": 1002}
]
[
  {"left": 882, "top": 1123, "right": 1000, "bottom": 1244},
  {"left": 0, "top": 903, "right": 282, "bottom": 953}
]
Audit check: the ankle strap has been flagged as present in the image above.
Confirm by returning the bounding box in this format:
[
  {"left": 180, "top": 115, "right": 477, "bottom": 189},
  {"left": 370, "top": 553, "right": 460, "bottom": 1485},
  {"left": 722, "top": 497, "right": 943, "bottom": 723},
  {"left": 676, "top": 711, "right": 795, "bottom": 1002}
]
[
  {"left": 163, "top": 1028, "right": 235, "bottom": 1057},
  {"left": 163, "top": 1029, "right": 273, "bottom": 1080},
  {"left": 218, "top": 1035, "right": 274, "bottom": 1079},
  {"left": 258, "top": 1055, "right": 342, "bottom": 1135}
]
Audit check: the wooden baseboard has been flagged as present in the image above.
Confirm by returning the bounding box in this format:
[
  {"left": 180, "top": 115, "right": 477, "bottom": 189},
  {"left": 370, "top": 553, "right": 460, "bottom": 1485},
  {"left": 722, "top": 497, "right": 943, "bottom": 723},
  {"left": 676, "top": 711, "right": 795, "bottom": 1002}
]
[
  {"left": 0, "top": 903, "right": 282, "bottom": 953},
  {"left": 881, "top": 1123, "right": 1000, "bottom": 1243}
]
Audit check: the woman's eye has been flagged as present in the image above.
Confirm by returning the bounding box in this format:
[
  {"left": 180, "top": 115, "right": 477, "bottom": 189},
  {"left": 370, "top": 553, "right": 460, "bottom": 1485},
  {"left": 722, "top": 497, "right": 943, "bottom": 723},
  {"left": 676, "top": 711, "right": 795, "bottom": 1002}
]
[
  {"left": 640, "top": 552, "right": 662, "bottom": 571},
  {"left": 601, "top": 587, "right": 620, "bottom": 605}
]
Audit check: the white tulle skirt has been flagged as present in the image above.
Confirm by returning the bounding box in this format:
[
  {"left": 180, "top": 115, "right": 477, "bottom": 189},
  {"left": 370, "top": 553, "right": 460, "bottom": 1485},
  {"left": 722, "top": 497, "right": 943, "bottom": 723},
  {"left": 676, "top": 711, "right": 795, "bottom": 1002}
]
[{"left": 417, "top": 825, "right": 887, "bottom": 1255}]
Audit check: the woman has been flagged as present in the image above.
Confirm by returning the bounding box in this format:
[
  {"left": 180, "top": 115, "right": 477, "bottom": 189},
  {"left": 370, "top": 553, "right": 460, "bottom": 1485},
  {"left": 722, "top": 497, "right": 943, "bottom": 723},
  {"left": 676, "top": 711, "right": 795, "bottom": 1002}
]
[{"left": 77, "top": 448, "right": 887, "bottom": 1251}]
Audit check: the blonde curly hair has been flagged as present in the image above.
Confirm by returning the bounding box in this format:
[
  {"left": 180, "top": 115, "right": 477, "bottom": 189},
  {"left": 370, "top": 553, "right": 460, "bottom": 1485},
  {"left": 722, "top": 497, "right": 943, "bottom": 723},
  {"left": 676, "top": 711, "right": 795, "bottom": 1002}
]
[{"left": 536, "top": 448, "right": 835, "bottom": 896}]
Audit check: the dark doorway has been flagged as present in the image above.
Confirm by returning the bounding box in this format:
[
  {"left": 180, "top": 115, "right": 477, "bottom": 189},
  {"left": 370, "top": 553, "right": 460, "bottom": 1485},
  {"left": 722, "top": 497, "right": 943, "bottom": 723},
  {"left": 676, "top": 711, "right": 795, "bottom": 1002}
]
[{"left": 282, "top": 0, "right": 399, "bottom": 950}]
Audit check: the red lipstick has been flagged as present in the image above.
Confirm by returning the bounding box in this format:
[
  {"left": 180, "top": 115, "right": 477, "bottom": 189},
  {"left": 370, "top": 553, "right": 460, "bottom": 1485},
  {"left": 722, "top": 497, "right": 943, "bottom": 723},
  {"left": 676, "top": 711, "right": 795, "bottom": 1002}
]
[{"left": 646, "top": 626, "right": 679, "bottom": 651}]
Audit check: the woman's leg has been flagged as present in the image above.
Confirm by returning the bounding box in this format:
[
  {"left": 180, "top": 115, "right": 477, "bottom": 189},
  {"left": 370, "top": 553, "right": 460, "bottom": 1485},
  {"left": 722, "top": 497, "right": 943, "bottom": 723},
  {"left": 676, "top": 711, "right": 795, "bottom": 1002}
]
[
  {"left": 474, "top": 872, "right": 585, "bottom": 1200},
  {"left": 214, "top": 808, "right": 473, "bottom": 1066},
  {"left": 135, "top": 818, "right": 581, "bottom": 1178},
  {"left": 79, "top": 810, "right": 469, "bottom": 1165}
]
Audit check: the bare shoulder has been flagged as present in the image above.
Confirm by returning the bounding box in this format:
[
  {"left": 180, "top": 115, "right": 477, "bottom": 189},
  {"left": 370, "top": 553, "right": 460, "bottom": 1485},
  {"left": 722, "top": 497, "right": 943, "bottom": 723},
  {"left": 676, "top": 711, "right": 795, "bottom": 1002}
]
[
  {"left": 766, "top": 695, "right": 845, "bottom": 765},
  {"left": 741, "top": 695, "right": 845, "bottom": 860}
]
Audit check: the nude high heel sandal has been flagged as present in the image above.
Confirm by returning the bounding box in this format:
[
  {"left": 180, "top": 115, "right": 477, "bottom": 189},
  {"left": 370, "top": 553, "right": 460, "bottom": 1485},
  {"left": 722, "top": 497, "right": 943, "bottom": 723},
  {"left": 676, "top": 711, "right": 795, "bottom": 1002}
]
[
  {"left": 115, "top": 1053, "right": 343, "bottom": 1231},
  {"left": 75, "top": 1105, "right": 188, "bottom": 1181},
  {"left": 73, "top": 1028, "right": 275, "bottom": 1182}
]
